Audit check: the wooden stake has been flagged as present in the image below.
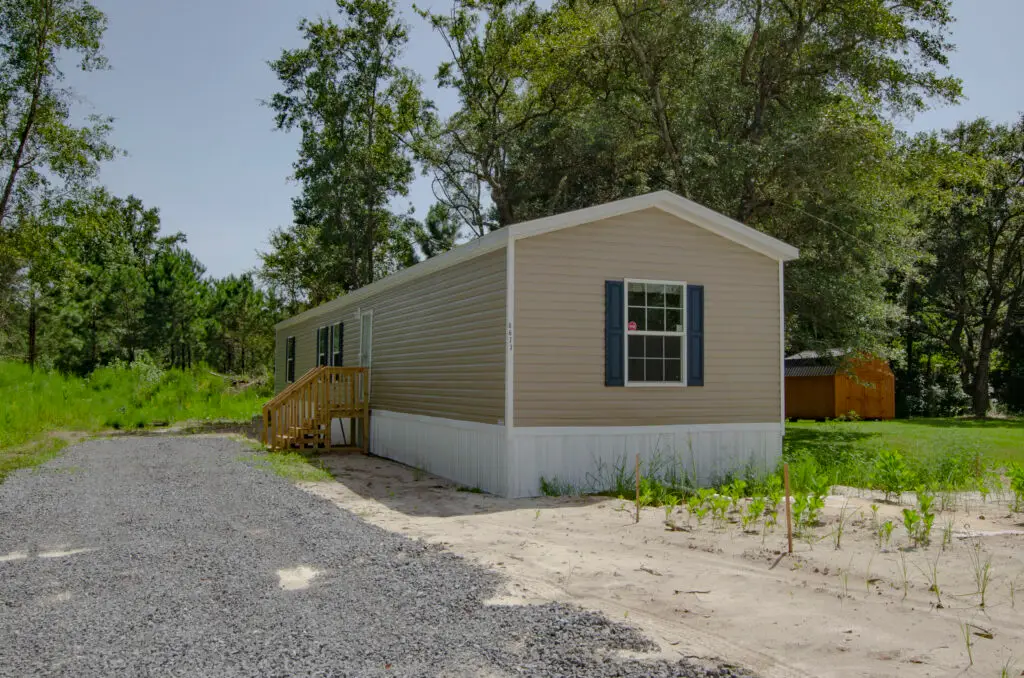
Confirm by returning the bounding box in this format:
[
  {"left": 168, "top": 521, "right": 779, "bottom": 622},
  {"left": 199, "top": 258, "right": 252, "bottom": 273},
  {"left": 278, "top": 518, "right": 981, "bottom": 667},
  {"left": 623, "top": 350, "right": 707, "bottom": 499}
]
[
  {"left": 635, "top": 453, "right": 641, "bottom": 524},
  {"left": 783, "top": 462, "right": 794, "bottom": 555}
]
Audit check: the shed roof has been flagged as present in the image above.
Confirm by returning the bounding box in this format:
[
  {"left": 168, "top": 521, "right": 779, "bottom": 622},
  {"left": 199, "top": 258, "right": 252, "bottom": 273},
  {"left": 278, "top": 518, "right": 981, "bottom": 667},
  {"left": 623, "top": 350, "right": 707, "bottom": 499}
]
[
  {"left": 276, "top": 190, "right": 800, "bottom": 330},
  {"left": 785, "top": 365, "right": 837, "bottom": 377}
]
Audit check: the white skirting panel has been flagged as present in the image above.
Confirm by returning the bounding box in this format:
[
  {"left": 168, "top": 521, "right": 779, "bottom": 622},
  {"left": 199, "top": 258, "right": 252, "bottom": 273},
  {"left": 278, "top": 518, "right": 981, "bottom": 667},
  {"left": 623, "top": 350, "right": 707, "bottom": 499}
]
[
  {"left": 370, "top": 410, "right": 507, "bottom": 496},
  {"left": 368, "top": 412, "right": 782, "bottom": 499},
  {"left": 505, "top": 423, "right": 783, "bottom": 498}
]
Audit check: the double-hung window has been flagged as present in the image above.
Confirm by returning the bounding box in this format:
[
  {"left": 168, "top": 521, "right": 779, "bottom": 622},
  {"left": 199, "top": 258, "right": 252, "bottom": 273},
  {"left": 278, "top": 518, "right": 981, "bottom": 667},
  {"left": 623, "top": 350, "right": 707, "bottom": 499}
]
[
  {"left": 625, "top": 280, "right": 686, "bottom": 385},
  {"left": 331, "top": 322, "right": 343, "bottom": 366},
  {"left": 285, "top": 336, "right": 296, "bottom": 383},
  {"left": 316, "top": 326, "right": 330, "bottom": 366}
]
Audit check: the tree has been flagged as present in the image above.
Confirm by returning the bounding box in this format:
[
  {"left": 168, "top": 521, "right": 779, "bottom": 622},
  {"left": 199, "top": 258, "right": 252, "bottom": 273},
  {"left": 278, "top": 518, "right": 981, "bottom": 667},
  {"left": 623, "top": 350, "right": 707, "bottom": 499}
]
[
  {"left": 914, "top": 117, "right": 1024, "bottom": 417},
  {"left": 406, "top": 203, "right": 460, "bottom": 259},
  {"left": 417, "top": 0, "right": 574, "bottom": 234},
  {"left": 0, "top": 0, "right": 117, "bottom": 229},
  {"left": 263, "top": 0, "right": 429, "bottom": 304},
  {"left": 419, "top": 0, "right": 962, "bottom": 354}
]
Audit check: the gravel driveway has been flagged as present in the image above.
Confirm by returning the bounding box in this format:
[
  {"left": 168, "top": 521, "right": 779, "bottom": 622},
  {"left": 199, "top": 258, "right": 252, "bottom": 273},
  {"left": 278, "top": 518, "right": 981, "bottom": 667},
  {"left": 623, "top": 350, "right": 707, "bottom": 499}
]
[{"left": 0, "top": 436, "right": 750, "bottom": 677}]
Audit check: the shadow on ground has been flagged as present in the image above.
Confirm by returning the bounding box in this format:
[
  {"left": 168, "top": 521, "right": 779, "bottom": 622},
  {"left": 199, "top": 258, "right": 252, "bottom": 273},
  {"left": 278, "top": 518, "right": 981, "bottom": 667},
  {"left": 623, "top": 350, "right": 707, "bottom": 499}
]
[{"left": 314, "top": 452, "right": 602, "bottom": 519}]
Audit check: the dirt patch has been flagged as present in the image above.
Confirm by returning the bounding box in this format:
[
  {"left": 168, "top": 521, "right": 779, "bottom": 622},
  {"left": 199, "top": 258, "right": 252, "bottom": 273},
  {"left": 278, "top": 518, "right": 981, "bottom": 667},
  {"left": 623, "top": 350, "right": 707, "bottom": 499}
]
[{"left": 305, "top": 453, "right": 1024, "bottom": 678}]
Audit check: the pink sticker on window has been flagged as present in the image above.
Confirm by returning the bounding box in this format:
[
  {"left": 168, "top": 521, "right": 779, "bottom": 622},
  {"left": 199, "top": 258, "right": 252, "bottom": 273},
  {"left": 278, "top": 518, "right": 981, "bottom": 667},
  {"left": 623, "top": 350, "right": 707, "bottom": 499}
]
[{"left": 628, "top": 321, "right": 638, "bottom": 331}]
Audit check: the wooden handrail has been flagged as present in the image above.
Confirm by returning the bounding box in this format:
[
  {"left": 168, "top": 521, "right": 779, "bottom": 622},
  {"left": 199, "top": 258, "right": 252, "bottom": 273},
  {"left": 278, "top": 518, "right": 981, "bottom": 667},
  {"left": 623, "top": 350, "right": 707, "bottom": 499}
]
[{"left": 261, "top": 366, "right": 370, "bottom": 452}]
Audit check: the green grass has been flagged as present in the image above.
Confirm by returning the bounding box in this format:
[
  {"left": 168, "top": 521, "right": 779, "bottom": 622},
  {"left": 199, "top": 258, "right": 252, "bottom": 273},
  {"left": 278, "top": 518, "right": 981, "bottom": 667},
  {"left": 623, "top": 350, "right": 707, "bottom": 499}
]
[
  {"left": 241, "top": 451, "right": 334, "bottom": 482},
  {"left": 0, "top": 437, "right": 70, "bottom": 483},
  {"left": 785, "top": 418, "right": 1024, "bottom": 492},
  {"left": 1, "top": 359, "right": 271, "bottom": 481}
]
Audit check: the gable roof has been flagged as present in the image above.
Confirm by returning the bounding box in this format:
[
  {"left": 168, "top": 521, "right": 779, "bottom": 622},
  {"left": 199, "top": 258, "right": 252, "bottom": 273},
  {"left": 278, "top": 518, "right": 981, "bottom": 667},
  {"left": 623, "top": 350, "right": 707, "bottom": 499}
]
[{"left": 276, "top": 190, "right": 799, "bottom": 330}]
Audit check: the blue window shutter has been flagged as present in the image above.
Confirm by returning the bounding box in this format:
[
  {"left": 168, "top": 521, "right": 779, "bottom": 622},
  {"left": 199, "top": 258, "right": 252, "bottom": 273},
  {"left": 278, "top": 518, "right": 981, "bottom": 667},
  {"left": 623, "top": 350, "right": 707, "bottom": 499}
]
[
  {"left": 687, "top": 285, "right": 704, "bottom": 386},
  {"left": 605, "top": 281, "right": 625, "bottom": 386}
]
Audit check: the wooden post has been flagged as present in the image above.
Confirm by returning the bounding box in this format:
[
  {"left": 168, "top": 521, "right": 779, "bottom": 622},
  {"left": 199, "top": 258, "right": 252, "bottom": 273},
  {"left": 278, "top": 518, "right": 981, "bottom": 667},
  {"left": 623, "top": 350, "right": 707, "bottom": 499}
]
[
  {"left": 783, "top": 462, "right": 794, "bottom": 555},
  {"left": 635, "top": 453, "right": 641, "bottom": 524}
]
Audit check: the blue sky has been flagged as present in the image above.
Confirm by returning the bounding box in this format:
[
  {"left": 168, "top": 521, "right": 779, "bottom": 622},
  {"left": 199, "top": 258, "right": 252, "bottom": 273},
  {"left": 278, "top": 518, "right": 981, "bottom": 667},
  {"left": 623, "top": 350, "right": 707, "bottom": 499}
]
[{"left": 69, "top": 0, "right": 1024, "bottom": 279}]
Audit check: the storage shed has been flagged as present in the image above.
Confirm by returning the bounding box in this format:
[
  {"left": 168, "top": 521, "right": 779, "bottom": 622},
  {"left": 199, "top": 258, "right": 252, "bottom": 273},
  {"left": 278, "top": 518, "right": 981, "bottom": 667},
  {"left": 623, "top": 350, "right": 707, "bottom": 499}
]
[
  {"left": 785, "top": 350, "right": 895, "bottom": 420},
  {"left": 273, "top": 190, "right": 800, "bottom": 496}
]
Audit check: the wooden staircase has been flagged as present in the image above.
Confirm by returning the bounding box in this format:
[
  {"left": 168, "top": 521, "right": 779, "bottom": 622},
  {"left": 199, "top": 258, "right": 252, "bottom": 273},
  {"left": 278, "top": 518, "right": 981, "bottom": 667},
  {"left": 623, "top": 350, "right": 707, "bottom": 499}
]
[{"left": 261, "top": 366, "right": 370, "bottom": 452}]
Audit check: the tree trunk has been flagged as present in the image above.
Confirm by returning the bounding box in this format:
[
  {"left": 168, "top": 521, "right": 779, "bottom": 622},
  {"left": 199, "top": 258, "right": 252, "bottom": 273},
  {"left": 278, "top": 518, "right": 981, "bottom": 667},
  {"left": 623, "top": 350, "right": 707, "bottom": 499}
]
[
  {"left": 27, "top": 293, "right": 37, "bottom": 371},
  {"left": 972, "top": 324, "right": 996, "bottom": 417}
]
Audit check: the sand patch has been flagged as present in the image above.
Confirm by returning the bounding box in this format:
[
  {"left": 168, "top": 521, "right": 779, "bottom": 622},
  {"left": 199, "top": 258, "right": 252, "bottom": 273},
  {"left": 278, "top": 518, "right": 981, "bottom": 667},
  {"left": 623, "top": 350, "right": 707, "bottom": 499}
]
[{"left": 277, "top": 565, "right": 319, "bottom": 591}]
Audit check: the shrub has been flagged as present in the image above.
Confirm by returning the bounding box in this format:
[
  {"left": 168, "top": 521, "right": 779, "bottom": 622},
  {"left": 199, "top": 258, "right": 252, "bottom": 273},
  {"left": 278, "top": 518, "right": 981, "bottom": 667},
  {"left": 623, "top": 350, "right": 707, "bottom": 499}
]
[
  {"left": 872, "top": 450, "right": 913, "bottom": 502},
  {"left": 1009, "top": 464, "right": 1024, "bottom": 512}
]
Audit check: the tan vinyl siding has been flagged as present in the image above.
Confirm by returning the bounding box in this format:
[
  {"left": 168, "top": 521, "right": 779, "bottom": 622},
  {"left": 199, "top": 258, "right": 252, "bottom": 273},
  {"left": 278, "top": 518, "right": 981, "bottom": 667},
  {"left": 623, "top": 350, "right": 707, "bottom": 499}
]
[
  {"left": 514, "top": 207, "right": 781, "bottom": 426},
  {"left": 275, "top": 248, "right": 506, "bottom": 424}
]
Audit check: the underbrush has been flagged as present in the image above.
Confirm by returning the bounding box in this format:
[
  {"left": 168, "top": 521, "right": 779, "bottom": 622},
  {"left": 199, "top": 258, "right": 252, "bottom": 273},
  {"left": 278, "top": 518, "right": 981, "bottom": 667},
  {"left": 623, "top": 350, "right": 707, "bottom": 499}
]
[
  {"left": 539, "top": 420, "right": 1019, "bottom": 519},
  {"left": 1, "top": 359, "right": 270, "bottom": 476}
]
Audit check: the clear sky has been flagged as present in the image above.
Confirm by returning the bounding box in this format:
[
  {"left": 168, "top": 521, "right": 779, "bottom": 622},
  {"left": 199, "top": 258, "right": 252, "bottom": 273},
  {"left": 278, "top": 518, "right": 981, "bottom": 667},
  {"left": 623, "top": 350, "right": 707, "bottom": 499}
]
[{"left": 68, "top": 0, "right": 1024, "bottom": 279}]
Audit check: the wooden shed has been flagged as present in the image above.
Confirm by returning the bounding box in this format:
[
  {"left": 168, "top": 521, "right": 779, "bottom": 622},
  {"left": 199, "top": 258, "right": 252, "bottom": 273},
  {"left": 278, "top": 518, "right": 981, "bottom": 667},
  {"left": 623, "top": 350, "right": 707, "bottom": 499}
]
[{"left": 785, "top": 350, "right": 895, "bottom": 420}]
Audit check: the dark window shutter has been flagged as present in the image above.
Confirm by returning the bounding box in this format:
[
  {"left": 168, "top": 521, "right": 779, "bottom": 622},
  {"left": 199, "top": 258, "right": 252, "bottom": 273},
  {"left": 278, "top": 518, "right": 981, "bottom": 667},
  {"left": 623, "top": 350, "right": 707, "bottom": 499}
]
[
  {"left": 605, "top": 280, "right": 625, "bottom": 386},
  {"left": 687, "top": 285, "right": 704, "bottom": 386}
]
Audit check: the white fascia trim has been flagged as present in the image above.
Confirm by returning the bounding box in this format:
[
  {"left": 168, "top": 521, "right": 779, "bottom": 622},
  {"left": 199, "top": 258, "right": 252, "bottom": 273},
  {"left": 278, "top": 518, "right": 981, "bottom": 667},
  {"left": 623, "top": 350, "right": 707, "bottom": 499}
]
[
  {"left": 779, "top": 260, "right": 786, "bottom": 431},
  {"left": 511, "top": 422, "right": 784, "bottom": 437},
  {"left": 275, "top": 227, "right": 509, "bottom": 330},
  {"left": 372, "top": 409, "right": 506, "bottom": 432},
  {"left": 510, "top": 190, "right": 800, "bottom": 262},
  {"left": 504, "top": 230, "right": 515, "bottom": 428},
  {"left": 276, "top": 190, "right": 799, "bottom": 331}
]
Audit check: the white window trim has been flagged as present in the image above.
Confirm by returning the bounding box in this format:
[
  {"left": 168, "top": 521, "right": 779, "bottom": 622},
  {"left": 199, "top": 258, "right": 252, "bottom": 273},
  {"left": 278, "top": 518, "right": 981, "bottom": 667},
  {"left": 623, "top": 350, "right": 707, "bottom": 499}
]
[
  {"left": 315, "top": 325, "right": 331, "bottom": 367},
  {"left": 624, "top": 278, "right": 687, "bottom": 388}
]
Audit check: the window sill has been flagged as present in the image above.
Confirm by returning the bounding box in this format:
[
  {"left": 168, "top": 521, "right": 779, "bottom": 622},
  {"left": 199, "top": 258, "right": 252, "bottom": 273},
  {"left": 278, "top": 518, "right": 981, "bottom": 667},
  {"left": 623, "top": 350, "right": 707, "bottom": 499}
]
[{"left": 624, "top": 382, "right": 687, "bottom": 388}]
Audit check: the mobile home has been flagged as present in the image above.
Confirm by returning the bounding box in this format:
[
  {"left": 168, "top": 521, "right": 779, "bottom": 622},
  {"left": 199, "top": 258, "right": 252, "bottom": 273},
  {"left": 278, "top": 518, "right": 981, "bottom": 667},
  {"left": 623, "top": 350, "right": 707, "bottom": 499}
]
[{"left": 273, "top": 191, "right": 799, "bottom": 497}]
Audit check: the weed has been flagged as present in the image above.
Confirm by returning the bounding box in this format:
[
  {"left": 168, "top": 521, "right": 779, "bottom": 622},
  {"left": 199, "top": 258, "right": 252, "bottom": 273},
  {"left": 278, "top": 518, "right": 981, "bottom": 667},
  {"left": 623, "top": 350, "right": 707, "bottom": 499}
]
[
  {"left": 710, "top": 494, "right": 731, "bottom": 528},
  {"left": 742, "top": 497, "right": 765, "bottom": 532},
  {"left": 663, "top": 494, "right": 680, "bottom": 522},
  {"left": 865, "top": 552, "right": 876, "bottom": 595},
  {"left": 1009, "top": 464, "right": 1024, "bottom": 512},
  {"left": 722, "top": 480, "right": 747, "bottom": 513},
  {"left": 967, "top": 541, "right": 993, "bottom": 608},
  {"left": 902, "top": 508, "right": 921, "bottom": 546},
  {"left": 1002, "top": 655, "right": 1017, "bottom": 678},
  {"left": 941, "top": 518, "right": 954, "bottom": 550},
  {"left": 534, "top": 509, "right": 541, "bottom": 521},
  {"left": 914, "top": 553, "right": 943, "bottom": 607},
  {"left": 831, "top": 500, "right": 855, "bottom": 550},
  {"left": 898, "top": 551, "right": 910, "bottom": 601},
  {"left": 540, "top": 477, "right": 579, "bottom": 496},
  {"left": 873, "top": 450, "right": 913, "bottom": 503},
  {"left": 457, "top": 486, "right": 484, "bottom": 494},
  {"left": 869, "top": 503, "right": 879, "bottom": 533},
  {"left": 960, "top": 621, "right": 973, "bottom": 666},
  {"left": 687, "top": 490, "right": 713, "bottom": 525},
  {"left": 880, "top": 520, "right": 895, "bottom": 549}
]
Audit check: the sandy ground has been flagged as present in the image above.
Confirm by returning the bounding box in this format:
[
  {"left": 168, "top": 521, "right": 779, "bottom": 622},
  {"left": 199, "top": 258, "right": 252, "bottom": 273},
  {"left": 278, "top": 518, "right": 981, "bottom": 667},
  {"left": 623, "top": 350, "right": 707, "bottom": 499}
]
[{"left": 303, "top": 453, "right": 1024, "bottom": 678}]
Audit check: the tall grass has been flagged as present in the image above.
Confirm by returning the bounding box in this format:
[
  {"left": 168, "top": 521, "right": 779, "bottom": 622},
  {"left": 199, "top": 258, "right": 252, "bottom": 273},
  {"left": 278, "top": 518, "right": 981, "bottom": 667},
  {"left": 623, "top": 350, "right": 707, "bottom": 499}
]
[{"left": 0, "top": 359, "right": 270, "bottom": 453}]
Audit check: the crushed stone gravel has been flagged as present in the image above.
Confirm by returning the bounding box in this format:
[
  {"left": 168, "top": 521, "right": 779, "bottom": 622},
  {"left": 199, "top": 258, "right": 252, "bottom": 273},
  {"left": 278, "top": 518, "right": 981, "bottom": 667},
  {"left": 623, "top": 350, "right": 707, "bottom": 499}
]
[{"left": 0, "top": 436, "right": 755, "bottom": 677}]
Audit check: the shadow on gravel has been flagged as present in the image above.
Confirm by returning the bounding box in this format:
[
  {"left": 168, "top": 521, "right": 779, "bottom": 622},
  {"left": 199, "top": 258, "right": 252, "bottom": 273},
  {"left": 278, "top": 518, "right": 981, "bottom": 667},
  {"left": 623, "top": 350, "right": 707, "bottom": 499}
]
[{"left": 0, "top": 436, "right": 752, "bottom": 678}]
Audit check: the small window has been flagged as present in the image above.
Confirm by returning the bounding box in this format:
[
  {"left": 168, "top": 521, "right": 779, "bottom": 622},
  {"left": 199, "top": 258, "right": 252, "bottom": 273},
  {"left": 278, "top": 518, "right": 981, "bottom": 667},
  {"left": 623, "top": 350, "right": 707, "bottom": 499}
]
[
  {"left": 316, "top": 326, "right": 330, "bottom": 366},
  {"left": 625, "top": 280, "right": 686, "bottom": 385},
  {"left": 285, "top": 336, "right": 296, "bottom": 383},
  {"left": 331, "top": 322, "right": 343, "bottom": 366}
]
